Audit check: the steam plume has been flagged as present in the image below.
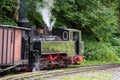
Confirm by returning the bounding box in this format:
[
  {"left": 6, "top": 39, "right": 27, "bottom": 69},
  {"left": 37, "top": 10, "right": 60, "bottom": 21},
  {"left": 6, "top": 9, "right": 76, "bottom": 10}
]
[{"left": 36, "top": 0, "right": 56, "bottom": 31}]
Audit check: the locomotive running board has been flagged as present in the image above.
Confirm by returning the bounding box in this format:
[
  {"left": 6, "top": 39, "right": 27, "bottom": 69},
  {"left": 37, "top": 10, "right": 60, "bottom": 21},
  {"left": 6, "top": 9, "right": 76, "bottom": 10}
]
[{"left": 0, "top": 65, "right": 19, "bottom": 73}]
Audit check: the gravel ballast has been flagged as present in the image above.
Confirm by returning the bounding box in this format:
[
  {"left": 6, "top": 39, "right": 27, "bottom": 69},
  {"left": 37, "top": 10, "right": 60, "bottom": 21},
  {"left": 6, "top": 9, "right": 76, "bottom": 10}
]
[{"left": 47, "top": 67, "right": 120, "bottom": 80}]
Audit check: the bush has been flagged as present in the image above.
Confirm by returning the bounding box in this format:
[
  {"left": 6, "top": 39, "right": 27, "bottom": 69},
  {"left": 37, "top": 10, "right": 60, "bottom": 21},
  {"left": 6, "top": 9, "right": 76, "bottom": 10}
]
[
  {"left": 111, "top": 37, "right": 120, "bottom": 57},
  {"left": 113, "top": 46, "right": 120, "bottom": 57},
  {"left": 84, "top": 41, "right": 119, "bottom": 61},
  {"left": 111, "top": 37, "right": 120, "bottom": 46}
]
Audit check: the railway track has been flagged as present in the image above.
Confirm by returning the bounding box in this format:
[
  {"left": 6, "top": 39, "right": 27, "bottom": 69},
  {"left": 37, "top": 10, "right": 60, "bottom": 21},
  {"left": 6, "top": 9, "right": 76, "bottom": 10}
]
[{"left": 1, "top": 63, "right": 120, "bottom": 80}]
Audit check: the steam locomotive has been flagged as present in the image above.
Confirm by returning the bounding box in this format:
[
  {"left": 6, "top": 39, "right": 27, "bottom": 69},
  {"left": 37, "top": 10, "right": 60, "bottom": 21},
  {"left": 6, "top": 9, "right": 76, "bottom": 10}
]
[{"left": 0, "top": 19, "right": 84, "bottom": 72}]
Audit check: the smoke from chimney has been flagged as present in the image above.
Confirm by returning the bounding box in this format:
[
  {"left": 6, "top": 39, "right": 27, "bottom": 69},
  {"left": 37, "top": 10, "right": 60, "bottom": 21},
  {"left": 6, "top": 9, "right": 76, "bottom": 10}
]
[{"left": 36, "top": 0, "right": 56, "bottom": 31}]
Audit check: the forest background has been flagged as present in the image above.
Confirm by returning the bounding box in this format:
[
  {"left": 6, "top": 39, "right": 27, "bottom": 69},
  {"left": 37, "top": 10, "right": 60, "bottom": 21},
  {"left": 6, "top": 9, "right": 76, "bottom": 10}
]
[{"left": 0, "top": 0, "right": 120, "bottom": 63}]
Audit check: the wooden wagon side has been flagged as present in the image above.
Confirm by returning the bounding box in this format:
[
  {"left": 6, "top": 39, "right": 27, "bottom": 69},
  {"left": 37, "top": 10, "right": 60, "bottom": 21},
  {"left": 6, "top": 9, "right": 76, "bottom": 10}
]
[
  {"left": 0, "top": 26, "right": 21, "bottom": 66},
  {"left": 0, "top": 25, "right": 30, "bottom": 72}
]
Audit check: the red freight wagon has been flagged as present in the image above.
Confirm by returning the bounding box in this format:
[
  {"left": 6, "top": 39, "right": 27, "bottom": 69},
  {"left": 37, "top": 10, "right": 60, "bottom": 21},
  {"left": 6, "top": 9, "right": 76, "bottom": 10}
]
[{"left": 0, "top": 25, "right": 30, "bottom": 70}]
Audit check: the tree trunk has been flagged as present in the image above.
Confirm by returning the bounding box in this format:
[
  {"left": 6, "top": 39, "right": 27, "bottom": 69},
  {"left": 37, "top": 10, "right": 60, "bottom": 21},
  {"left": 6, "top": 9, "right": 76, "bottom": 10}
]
[{"left": 14, "top": 0, "right": 20, "bottom": 22}]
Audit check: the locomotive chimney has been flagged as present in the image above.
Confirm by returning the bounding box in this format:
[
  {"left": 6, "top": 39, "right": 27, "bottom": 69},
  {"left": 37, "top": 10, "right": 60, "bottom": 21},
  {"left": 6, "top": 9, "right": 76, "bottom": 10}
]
[
  {"left": 18, "top": 18, "right": 30, "bottom": 28},
  {"left": 18, "top": 0, "right": 30, "bottom": 28}
]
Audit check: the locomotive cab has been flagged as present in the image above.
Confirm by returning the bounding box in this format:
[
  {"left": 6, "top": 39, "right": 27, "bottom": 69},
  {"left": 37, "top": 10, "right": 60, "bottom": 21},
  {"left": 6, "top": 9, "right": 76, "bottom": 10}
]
[{"left": 52, "top": 27, "right": 83, "bottom": 55}]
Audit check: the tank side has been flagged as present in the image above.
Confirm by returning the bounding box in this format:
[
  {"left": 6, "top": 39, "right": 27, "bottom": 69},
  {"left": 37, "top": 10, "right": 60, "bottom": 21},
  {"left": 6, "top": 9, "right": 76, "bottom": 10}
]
[{"left": 41, "top": 41, "right": 75, "bottom": 55}]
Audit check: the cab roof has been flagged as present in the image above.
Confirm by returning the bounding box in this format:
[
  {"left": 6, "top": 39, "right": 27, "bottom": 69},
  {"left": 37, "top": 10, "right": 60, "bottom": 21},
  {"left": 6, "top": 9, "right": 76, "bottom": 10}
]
[{"left": 53, "top": 27, "right": 80, "bottom": 32}]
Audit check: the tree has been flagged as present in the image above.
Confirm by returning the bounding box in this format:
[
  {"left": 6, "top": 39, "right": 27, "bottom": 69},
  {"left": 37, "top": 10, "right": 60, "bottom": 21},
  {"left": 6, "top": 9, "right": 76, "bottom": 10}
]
[
  {"left": 0, "top": 0, "right": 17, "bottom": 25},
  {"left": 53, "top": 0, "right": 118, "bottom": 42}
]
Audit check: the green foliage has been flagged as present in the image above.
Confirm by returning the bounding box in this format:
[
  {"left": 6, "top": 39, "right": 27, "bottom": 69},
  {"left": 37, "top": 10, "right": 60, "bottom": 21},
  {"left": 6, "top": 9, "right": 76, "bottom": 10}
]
[
  {"left": 53, "top": 0, "right": 120, "bottom": 62},
  {"left": 80, "top": 60, "right": 120, "bottom": 66},
  {"left": 90, "top": 6, "right": 118, "bottom": 42},
  {"left": 113, "top": 46, "right": 120, "bottom": 57},
  {"left": 111, "top": 37, "right": 120, "bottom": 46},
  {"left": 0, "top": 0, "right": 16, "bottom": 25},
  {"left": 0, "top": 0, "right": 120, "bottom": 62},
  {"left": 27, "top": 1, "right": 43, "bottom": 27},
  {"left": 110, "top": 37, "right": 120, "bottom": 57},
  {"left": 54, "top": 0, "right": 118, "bottom": 42},
  {"left": 0, "top": 0, "right": 15, "bottom": 18},
  {"left": 84, "top": 41, "right": 119, "bottom": 61},
  {"left": 0, "top": 17, "right": 17, "bottom": 25}
]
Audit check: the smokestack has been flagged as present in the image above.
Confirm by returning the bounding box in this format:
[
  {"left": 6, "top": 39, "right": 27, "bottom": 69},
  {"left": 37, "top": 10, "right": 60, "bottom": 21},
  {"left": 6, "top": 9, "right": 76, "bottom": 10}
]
[
  {"left": 18, "top": 0, "right": 30, "bottom": 28},
  {"left": 18, "top": 18, "right": 30, "bottom": 28}
]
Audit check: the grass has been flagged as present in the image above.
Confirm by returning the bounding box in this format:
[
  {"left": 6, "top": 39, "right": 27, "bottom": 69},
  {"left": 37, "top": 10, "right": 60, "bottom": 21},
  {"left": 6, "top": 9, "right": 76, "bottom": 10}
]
[
  {"left": 69, "top": 60, "right": 120, "bottom": 67},
  {"left": 80, "top": 60, "right": 120, "bottom": 66}
]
